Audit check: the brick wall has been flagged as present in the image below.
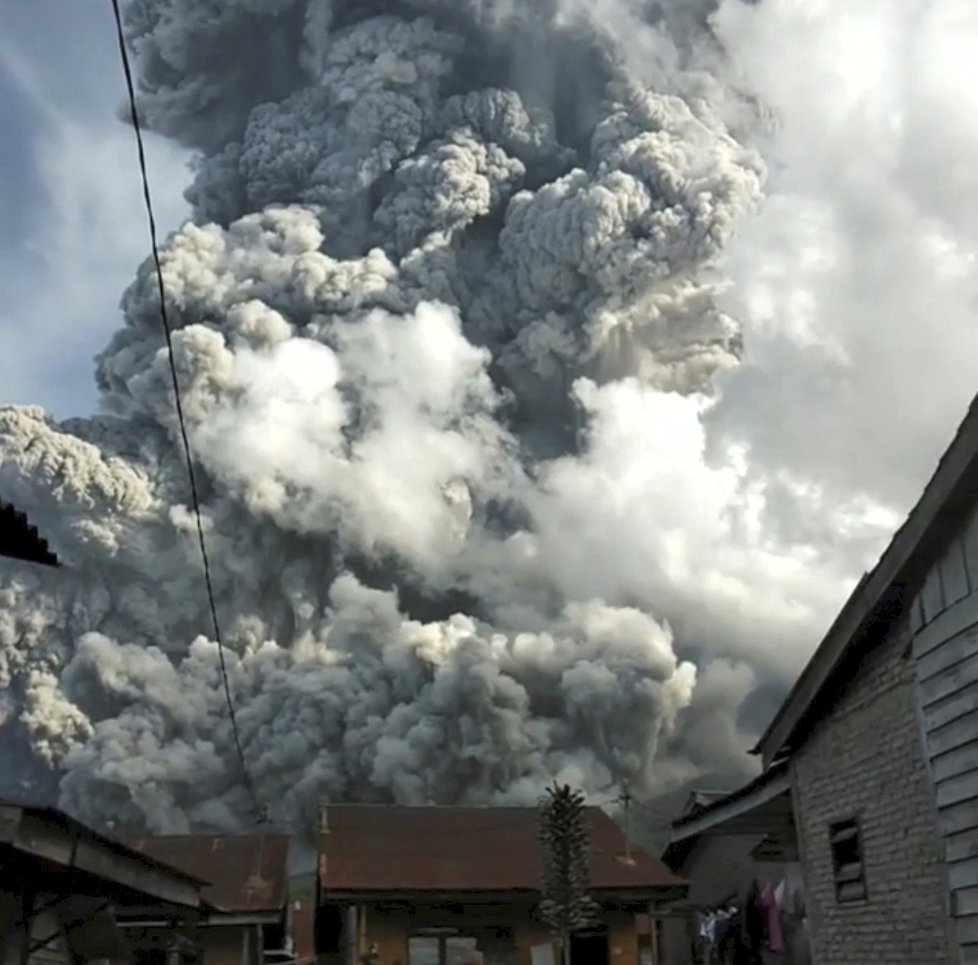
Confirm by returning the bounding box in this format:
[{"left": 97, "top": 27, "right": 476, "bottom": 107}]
[{"left": 791, "top": 618, "right": 953, "bottom": 964}]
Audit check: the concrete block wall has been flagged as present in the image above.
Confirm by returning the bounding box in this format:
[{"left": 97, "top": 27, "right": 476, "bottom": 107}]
[{"left": 790, "top": 619, "right": 953, "bottom": 964}]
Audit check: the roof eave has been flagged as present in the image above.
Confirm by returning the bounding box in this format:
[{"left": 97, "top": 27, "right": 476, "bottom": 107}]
[
  {"left": 753, "top": 394, "right": 978, "bottom": 767},
  {"left": 320, "top": 885, "right": 688, "bottom": 903},
  {"left": 669, "top": 762, "right": 791, "bottom": 842},
  {"left": 752, "top": 573, "right": 876, "bottom": 766},
  {"left": 0, "top": 801, "right": 204, "bottom": 908}
]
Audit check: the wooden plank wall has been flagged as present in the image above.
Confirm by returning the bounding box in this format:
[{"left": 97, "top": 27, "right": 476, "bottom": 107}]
[{"left": 911, "top": 506, "right": 978, "bottom": 963}]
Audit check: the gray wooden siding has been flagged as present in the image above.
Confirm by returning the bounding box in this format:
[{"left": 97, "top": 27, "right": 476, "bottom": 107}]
[{"left": 913, "top": 506, "right": 978, "bottom": 964}]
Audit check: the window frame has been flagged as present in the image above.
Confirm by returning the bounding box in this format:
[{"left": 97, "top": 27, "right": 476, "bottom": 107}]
[
  {"left": 828, "top": 815, "right": 867, "bottom": 904},
  {"left": 408, "top": 929, "right": 479, "bottom": 965}
]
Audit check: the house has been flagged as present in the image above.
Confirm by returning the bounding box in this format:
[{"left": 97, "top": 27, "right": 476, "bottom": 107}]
[
  {"left": 0, "top": 798, "right": 205, "bottom": 965},
  {"left": 656, "top": 765, "right": 807, "bottom": 965},
  {"left": 0, "top": 498, "right": 58, "bottom": 566},
  {"left": 127, "top": 832, "right": 293, "bottom": 965},
  {"left": 314, "top": 803, "right": 688, "bottom": 965},
  {"left": 660, "top": 393, "right": 978, "bottom": 965}
]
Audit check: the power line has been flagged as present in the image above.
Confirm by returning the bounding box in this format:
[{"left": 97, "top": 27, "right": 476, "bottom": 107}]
[
  {"left": 590, "top": 789, "right": 677, "bottom": 837},
  {"left": 109, "top": 0, "right": 265, "bottom": 825},
  {"left": 592, "top": 791, "right": 676, "bottom": 821}
]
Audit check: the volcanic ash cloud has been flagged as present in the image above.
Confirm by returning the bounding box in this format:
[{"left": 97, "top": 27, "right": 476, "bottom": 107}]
[{"left": 0, "top": 0, "right": 776, "bottom": 831}]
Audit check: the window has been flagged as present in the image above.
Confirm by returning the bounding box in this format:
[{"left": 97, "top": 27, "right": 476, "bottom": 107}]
[
  {"left": 408, "top": 936, "right": 441, "bottom": 965},
  {"left": 829, "top": 817, "right": 866, "bottom": 903},
  {"left": 445, "top": 937, "right": 480, "bottom": 965},
  {"left": 409, "top": 932, "right": 479, "bottom": 965},
  {"left": 316, "top": 904, "right": 343, "bottom": 954}
]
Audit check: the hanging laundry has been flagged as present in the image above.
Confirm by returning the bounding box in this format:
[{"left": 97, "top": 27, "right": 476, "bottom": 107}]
[
  {"left": 740, "top": 880, "right": 767, "bottom": 959},
  {"left": 693, "top": 903, "right": 745, "bottom": 965},
  {"left": 716, "top": 909, "right": 742, "bottom": 965},
  {"left": 773, "top": 878, "right": 786, "bottom": 911},
  {"left": 761, "top": 882, "right": 785, "bottom": 953}
]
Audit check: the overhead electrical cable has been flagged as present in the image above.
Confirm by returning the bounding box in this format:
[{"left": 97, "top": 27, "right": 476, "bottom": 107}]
[{"left": 109, "top": 0, "right": 265, "bottom": 825}]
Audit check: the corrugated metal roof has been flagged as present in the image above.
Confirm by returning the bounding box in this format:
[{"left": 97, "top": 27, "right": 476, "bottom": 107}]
[
  {"left": 128, "top": 833, "right": 290, "bottom": 914},
  {"left": 318, "top": 805, "right": 686, "bottom": 895},
  {"left": 0, "top": 798, "right": 206, "bottom": 906}
]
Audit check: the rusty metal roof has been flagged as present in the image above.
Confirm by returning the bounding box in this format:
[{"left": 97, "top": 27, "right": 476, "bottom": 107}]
[
  {"left": 318, "top": 805, "right": 686, "bottom": 895},
  {"left": 0, "top": 799, "right": 205, "bottom": 909},
  {"left": 128, "top": 833, "right": 290, "bottom": 914}
]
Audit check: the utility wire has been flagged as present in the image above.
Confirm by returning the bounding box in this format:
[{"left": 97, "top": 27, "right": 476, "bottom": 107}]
[
  {"left": 109, "top": 0, "right": 265, "bottom": 825},
  {"left": 592, "top": 791, "right": 677, "bottom": 821},
  {"left": 591, "top": 790, "right": 676, "bottom": 835}
]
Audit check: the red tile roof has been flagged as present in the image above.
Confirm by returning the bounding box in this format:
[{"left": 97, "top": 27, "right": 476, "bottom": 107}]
[
  {"left": 127, "top": 833, "right": 290, "bottom": 914},
  {"left": 318, "top": 805, "right": 686, "bottom": 895}
]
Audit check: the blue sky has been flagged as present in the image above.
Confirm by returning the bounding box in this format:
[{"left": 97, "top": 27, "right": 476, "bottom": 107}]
[{"left": 0, "top": 2, "right": 190, "bottom": 418}]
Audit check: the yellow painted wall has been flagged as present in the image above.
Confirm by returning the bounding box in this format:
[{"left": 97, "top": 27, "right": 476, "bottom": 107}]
[
  {"left": 353, "top": 904, "right": 640, "bottom": 965},
  {"left": 363, "top": 907, "right": 409, "bottom": 965},
  {"left": 514, "top": 920, "right": 556, "bottom": 965},
  {"left": 607, "top": 913, "right": 639, "bottom": 965}
]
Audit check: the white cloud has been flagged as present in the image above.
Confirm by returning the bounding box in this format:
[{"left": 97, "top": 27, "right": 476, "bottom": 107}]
[
  {"left": 520, "top": 379, "right": 864, "bottom": 682},
  {"left": 709, "top": 0, "right": 978, "bottom": 514}
]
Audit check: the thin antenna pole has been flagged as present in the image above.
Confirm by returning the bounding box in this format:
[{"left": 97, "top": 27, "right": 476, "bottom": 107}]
[{"left": 622, "top": 781, "right": 633, "bottom": 864}]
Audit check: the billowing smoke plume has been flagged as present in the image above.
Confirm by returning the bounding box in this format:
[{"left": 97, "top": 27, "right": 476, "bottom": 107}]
[{"left": 0, "top": 0, "right": 870, "bottom": 833}]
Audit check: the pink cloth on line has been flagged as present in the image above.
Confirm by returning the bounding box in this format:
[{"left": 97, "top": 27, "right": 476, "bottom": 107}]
[{"left": 761, "top": 883, "right": 785, "bottom": 953}]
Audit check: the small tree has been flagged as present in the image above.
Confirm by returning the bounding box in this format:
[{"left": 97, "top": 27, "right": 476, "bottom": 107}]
[{"left": 538, "top": 783, "right": 600, "bottom": 965}]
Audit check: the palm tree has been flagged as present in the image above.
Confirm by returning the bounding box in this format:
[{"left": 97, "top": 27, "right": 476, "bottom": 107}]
[{"left": 537, "top": 784, "right": 600, "bottom": 965}]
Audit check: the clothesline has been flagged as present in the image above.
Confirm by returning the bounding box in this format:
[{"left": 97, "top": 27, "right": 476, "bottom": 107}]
[
  {"left": 665, "top": 874, "right": 812, "bottom": 964},
  {"left": 693, "top": 877, "right": 798, "bottom": 965}
]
